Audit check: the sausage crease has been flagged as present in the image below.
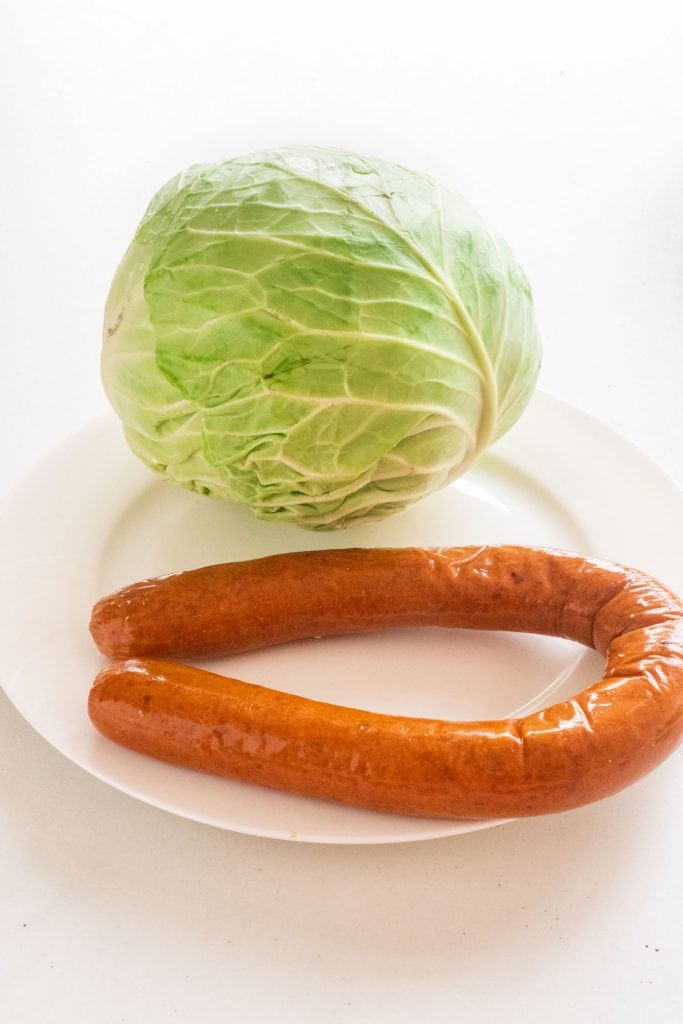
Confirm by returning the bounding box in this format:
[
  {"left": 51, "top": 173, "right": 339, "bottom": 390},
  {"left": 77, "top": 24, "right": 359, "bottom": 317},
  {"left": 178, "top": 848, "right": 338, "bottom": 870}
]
[{"left": 89, "top": 546, "right": 683, "bottom": 818}]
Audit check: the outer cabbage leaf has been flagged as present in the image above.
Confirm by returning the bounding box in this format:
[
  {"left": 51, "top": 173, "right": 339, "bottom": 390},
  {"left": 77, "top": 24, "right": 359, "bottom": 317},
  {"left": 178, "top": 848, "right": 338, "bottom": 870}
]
[{"left": 102, "top": 147, "right": 541, "bottom": 529}]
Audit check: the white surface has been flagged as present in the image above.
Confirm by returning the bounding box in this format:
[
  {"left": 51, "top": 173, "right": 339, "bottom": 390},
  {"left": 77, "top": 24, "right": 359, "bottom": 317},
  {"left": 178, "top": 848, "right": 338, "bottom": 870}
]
[
  {"left": 1, "top": 0, "right": 682, "bottom": 1018},
  {"left": 8, "top": 393, "right": 681, "bottom": 842}
]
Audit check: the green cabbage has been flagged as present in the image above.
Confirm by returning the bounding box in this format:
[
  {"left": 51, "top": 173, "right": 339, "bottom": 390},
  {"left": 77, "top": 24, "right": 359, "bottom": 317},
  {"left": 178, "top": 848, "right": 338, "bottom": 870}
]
[{"left": 102, "top": 146, "right": 541, "bottom": 529}]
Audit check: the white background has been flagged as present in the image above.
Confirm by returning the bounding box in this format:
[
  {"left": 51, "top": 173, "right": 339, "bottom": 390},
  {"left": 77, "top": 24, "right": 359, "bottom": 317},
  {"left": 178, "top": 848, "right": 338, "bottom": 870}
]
[{"left": 1, "top": 1, "right": 682, "bottom": 1020}]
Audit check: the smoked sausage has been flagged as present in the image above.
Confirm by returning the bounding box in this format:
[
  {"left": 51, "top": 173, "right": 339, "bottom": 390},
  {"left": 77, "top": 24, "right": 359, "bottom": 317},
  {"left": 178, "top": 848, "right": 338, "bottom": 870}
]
[{"left": 88, "top": 546, "right": 683, "bottom": 818}]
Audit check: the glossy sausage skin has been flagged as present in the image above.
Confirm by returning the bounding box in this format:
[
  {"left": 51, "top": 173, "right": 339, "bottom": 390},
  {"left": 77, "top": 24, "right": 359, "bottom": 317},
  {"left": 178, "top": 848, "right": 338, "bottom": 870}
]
[{"left": 88, "top": 546, "right": 683, "bottom": 819}]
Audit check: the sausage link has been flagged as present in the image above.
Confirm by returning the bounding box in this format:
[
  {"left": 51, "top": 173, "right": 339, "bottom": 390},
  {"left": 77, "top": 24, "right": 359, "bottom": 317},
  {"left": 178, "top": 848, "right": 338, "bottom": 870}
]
[{"left": 88, "top": 546, "right": 683, "bottom": 818}]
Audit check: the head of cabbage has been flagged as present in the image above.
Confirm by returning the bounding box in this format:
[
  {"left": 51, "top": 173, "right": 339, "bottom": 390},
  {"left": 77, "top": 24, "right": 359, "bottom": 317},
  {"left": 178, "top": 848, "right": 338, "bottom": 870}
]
[{"left": 103, "top": 146, "right": 541, "bottom": 530}]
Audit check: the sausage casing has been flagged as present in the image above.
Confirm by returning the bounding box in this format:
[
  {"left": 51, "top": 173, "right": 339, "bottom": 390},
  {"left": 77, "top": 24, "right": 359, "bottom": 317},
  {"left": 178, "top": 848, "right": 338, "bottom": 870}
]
[{"left": 88, "top": 546, "right": 683, "bottom": 819}]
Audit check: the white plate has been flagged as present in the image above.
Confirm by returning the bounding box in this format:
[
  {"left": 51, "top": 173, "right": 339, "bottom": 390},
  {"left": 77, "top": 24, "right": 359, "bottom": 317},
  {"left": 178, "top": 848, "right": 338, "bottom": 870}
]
[{"left": 1, "top": 390, "right": 681, "bottom": 844}]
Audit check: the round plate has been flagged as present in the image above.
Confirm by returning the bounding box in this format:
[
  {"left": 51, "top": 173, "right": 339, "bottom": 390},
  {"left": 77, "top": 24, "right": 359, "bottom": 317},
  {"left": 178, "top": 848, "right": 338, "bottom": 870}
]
[{"left": 1, "top": 391, "right": 681, "bottom": 843}]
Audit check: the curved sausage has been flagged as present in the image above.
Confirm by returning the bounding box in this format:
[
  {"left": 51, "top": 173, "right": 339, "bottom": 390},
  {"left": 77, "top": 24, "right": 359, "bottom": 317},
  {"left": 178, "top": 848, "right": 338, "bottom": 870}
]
[{"left": 88, "top": 546, "right": 683, "bottom": 819}]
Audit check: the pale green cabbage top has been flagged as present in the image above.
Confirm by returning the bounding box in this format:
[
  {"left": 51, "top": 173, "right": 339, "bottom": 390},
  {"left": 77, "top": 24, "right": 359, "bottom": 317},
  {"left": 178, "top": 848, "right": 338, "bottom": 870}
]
[{"left": 102, "top": 146, "right": 541, "bottom": 529}]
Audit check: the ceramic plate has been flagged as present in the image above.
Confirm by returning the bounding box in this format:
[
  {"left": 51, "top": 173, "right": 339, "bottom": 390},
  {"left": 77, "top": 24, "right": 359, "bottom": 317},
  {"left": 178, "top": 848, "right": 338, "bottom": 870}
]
[{"left": 1, "top": 391, "right": 681, "bottom": 842}]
